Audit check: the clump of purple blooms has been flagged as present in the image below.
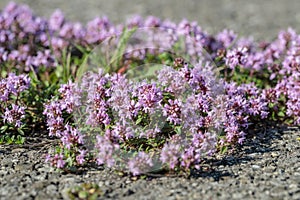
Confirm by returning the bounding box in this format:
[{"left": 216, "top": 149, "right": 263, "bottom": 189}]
[
  {"left": 0, "top": 73, "right": 30, "bottom": 131},
  {"left": 43, "top": 81, "right": 85, "bottom": 168},
  {"left": 1, "top": 2, "right": 300, "bottom": 175},
  {"left": 43, "top": 60, "right": 272, "bottom": 174}
]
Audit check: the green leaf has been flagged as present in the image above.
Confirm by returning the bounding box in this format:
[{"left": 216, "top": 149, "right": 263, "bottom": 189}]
[
  {"left": 6, "top": 135, "right": 15, "bottom": 144},
  {"left": 0, "top": 136, "right": 4, "bottom": 144},
  {"left": 136, "top": 117, "right": 143, "bottom": 125},
  {"left": 50, "top": 71, "right": 59, "bottom": 84},
  {"left": 63, "top": 51, "right": 72, "bottom": 83},
  {"left": 55, "top": 146, "right": 62, "bottom": 153},
  {"left": 174, "top": 126, "right": 182, "bottom": 134},
  {"left": 138, "top": 144, "right": 144, "bottom": 151},
  {"left": 220, "top": 146, "right": 228, "bottom": 154},
  {"left": 90, "top": 193, "right": 100, "bottom": 200},
  {"left": 277, "top": 111, "right": 285, "bottom": 117},
  {"left": 0, "top": 125, "right": 8, "bottom": 133},
  {"left": 78, "top": 191, "right": 88, "bottom": 199},
  {"left": 16, "top": 135, "right": 25, "bottom": 144},
  {"left": 17, "top": 128, "right": 25, "bottom": 136},
  {"left": 76, "top": 54, "right": 89, "bottom": 81},
  {"left": 109, "top": 27, "right": 137, "bottom": 72},
  {"left": 28, "top": 71, "right": 40, "bottom": 88}
]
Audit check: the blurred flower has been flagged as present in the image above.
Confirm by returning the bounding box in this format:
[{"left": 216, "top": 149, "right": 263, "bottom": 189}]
[{"left": 128, "top": 152, "right": 153, "bottom": 176}]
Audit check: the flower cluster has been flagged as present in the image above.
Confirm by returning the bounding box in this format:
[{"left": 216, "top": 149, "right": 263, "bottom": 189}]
[
  {"left": 95, "top": 135, "right": 119, "bottom": 167},
  {"left": 0, "top": 73, "right": 30, "bottom": 102},
  {"left": 219, "top": 28, "right": 300, "bottom": 125},
  {"left": 44, "top": 59, "right": 268, "bottom": 174},
  {"left": 44, "top": 81, "right": 85, "bottom": 167},
  {"left": 1, "top": 2, "right": 300, "bottom": 175},
  {"left": 128, "top": 152, "right": 154, "bottom": 176},
  {"left": 0, "top": 73, "right": 30, "bottom": 130},
  {"left": 43, "top": 23, "right": 300, "bottom": 174},
  {"left": 45, "top": 153, "right": 65, "bottom": 169},
  {"left": 0, "top": 1, "right": 236, "bottom": 74},
  {"left": 3, "top": 104, "right": 25, "bottom": 128},
  {"left": 222, "top": 82, "right": 269, "bottom": 144},
  {"left": 43, "top": 80, "right": 81, "bottom": 137}
]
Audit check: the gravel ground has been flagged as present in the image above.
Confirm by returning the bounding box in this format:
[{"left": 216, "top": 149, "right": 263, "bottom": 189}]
[
  {"left": 1, "top": 1, "right": 300, "bottom": 199},
  {"left": 1, "top": 126, "right": 300, "bottom": 200}
]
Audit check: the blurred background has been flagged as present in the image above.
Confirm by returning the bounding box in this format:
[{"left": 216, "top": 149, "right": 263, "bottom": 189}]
[{"left": 1, "top": 0, "right": 300, "bottom": 40}]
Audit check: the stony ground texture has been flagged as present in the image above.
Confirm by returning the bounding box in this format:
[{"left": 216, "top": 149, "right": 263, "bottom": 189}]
[
  {"left": 1, "top": 1, "right": 300, "bottom": 199},
  {"left": 0, "top": 126, "right": 300, "bottom": 200}
]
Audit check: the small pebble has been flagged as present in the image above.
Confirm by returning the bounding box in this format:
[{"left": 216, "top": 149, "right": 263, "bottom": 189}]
[{"left": 252, "top": 165, "right": 260, "bottom": 170}]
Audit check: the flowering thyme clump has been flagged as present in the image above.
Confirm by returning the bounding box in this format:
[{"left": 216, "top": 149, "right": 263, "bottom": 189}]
[
  {"left": 0, "top": 73, "right": 30, "bottom": 142},
  {"left": 44, "top": 82, "right": 85, "bottom": 168},
  {"left": 2, "top": 2, "right": 300, "bottom": 175},
  {"left": 42, "top": 52, "right": 291, "bottom": 174}
]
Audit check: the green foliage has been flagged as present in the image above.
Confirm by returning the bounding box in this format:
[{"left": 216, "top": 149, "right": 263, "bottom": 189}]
[
  {"left": 67, "top": 183, "right": 102, "bottom": 200},
  {"left": 0, "top": 134, "right": 25, "bottom": 144}
]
